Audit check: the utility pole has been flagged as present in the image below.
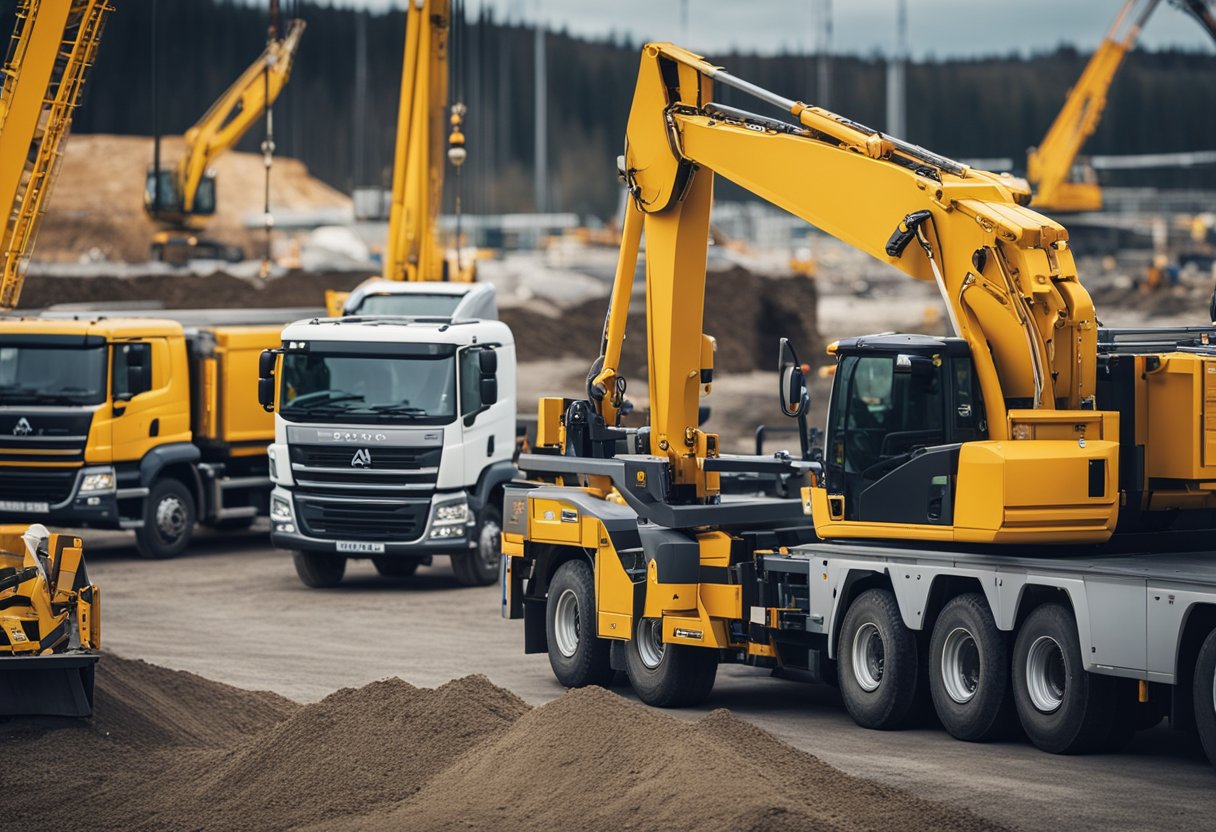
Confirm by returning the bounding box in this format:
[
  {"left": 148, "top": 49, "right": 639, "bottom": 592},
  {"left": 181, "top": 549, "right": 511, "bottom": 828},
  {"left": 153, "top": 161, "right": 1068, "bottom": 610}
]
[
  {"left": 533, "top": 20, "right": 547, "bottom": 212},
  {"left": 353, "top": 9, "right": 367, "bottom": 189},
  {"left": 816, "top": 0, "right": 831, "bottom": 108},
  {"left": 885, "top": 0, "right": 907, "bottom": 137},
  {"left": 150, "top": 0, "right": 160, "bottom": 217}
]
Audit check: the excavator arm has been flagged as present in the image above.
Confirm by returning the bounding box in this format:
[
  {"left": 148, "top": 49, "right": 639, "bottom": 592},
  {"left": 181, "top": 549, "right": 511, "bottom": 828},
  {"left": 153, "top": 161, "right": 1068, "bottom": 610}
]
[
  {"left": 0, "top": 0, "right": 113, "bottom": 311},
  {"left": 145, "top": 17, "right": 304, "bottom": 224},
  {"left": 591, "top": 44, "right": 1100, "bottom": 499}
]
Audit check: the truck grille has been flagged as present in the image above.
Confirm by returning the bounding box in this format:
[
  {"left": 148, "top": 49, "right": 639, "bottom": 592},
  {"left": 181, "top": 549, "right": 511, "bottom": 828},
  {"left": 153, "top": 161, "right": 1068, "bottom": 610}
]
[
  {"left": 0, "top": 469, "right": 77, "bottom": 504},
  {"left": 294, "top": 496, "right": 429, "bottom": 542},
  {"left": 290, "top": 445, "right": 441, "bottom": 470}
]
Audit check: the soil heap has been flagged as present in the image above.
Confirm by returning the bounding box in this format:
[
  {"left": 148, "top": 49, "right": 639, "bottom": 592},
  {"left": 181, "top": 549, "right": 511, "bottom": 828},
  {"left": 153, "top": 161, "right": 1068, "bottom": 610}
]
[{"left": 4, "top": 655, "right": 1005, "bottom": 832}]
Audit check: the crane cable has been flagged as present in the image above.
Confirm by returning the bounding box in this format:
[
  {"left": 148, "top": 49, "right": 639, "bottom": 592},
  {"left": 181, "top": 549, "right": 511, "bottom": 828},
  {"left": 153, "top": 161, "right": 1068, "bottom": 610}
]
[
  {"left": 259, "top": 0, "right": 281, "bottom": 278},
  {"left": 448, "top": 0, "right": 468, "bottom": 276}
]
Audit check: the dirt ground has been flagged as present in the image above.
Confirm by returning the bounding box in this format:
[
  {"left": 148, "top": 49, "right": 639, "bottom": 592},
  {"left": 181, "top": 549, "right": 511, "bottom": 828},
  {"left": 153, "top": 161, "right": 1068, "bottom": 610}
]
[
  {"left": 36, "top": 135, "right": 349, "bottom": 264},
  {"left": 12, "top": 529, "right": 1212, "bottom": 832}
]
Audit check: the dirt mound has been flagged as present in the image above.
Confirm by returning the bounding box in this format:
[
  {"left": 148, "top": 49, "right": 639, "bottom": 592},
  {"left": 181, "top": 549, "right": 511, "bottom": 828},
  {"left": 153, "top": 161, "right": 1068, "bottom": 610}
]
[
  {"left": 502, "top": 266, "right": 821, "bottom": 375},
  {"left": 6, "top": 659, "right": 1001, "bottom": 832},
  {"left": 345, "top": 686, "right": 1001, "bottom": 832},
  {"left": 18, "top": 268, "right": 368, "bottom": 311},
  {"left": 37, "top": 134, "right": 349, "bottom": 263}
]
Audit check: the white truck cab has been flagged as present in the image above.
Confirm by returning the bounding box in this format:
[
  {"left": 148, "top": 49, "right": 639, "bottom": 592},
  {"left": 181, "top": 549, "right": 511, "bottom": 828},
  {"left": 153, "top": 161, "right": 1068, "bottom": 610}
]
[
  {"left": 262, "top": 314, "right": 516, "bottom": 588},
  {"left": 342, "top": 280, "right": 498, "bottom": 320}
]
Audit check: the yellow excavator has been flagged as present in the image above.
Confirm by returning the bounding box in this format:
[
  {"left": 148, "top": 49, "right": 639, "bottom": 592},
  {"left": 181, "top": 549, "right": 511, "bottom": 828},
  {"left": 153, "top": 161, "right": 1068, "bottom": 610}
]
[
  {"left": 0, "top": 0, "right": 111, "bottom": 716},
  {"left": 1028, "top": 0, "right": 1216, "bottom": 213},
  {"left": 325, "top": 0, "right": 475, "bottom": 317},
  {"left": 503, "top": 43, "right": 1216, "bottom": 763},
  {"left": 144, "top": 9, "right": 304, "bottom": 264}
]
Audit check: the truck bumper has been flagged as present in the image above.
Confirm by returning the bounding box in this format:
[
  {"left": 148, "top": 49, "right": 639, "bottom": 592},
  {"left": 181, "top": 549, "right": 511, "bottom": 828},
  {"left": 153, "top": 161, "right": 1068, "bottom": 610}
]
[
  {"left": 0, "top": 467, "right": 145, "bottom": 531},
  {"left": 268, "top": 486, "right": 475, "bottom": 558}
]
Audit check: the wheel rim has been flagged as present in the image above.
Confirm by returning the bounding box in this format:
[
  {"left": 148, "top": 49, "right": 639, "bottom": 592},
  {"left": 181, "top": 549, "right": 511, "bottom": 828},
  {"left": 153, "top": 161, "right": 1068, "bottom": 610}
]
[
  {"left": 552, "top": 589, "right": 581, "bottom": 658},
  {"left": 637, "top": 618, "right": 665, "bottom": 669},
  {"left": 1026, "top": 635, "right": 1067, "bottom": 713},
  {"left": 852, "top": 622, "right": 885, "bottom": 692},
  {"left": 155, "top": 496, "right": 187, "bottom": 542},
  {"left": 941, "top": 626, "right": 981, "bottom": 704},
  {"left": 478, "top": 518, "right": 502, "bottom": 570}
]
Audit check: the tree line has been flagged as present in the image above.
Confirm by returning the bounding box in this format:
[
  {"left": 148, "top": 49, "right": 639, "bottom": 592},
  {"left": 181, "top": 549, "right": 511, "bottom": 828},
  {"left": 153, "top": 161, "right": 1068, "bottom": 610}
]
[{"left": 3, "top": 0, "right": 1215, "bottom": 219}]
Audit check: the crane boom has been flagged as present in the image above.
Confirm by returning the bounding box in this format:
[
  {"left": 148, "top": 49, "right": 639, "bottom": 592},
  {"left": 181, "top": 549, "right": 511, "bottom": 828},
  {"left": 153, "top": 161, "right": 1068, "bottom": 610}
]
[
  {"left": 382, "top": 0, "right": 470, "bottom": 283},
  {"left": 0, "top": 0, "right": 113, "bottom": 311}
]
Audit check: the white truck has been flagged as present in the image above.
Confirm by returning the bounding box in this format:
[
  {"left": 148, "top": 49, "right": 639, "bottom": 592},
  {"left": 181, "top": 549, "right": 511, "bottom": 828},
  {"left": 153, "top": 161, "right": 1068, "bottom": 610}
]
[{"left": 259, "top": 311, "right": 516, "bottom": 588}]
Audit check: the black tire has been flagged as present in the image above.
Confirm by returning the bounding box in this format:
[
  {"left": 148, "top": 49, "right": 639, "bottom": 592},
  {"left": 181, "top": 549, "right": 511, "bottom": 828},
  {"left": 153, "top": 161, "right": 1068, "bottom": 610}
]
[
  {"left": 372, "top": 557, "right": 421, "bottom": 578},
  {"left": 451, "top": 504, "right": 502, "bottom": 586},
  {"left": 134, "top": 478, "right": 196, "bottom": 559},
  {"left": 1102, "top": 678, "right": 1162, "bottom": 753},
  {"left": 838, "top": 588, "right": 920, "bottom": 730},
  {"left": 545, "top": 559, "right": 613, "bottom": 688},
  {"left": 928, "top": 593, "right": 1015, "bottom": 742},
  {"left": 625, "top": 617, "right": 718, "bottom": 708},
  {"left": 1192, "top": 628, "right": 1216, "bottom": 768},
  {"left": 293, "top": 551, "right": 346, "bottom": 588},
  {"left": 1012, "top": 603, "right": 1115, "bottom": 754}
]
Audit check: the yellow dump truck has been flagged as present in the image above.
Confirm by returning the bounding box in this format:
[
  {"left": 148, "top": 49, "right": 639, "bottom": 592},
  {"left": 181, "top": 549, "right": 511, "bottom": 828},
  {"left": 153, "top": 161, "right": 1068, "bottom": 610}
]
[{"left": 0, "top": 314, "right": 281, "bottom": 557}]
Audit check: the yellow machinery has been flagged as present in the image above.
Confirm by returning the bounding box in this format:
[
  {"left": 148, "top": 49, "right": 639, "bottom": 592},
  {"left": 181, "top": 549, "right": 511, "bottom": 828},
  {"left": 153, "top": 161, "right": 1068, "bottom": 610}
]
[
  {"left": 502, "top": 43, "right": 1216, "bottom": 726},
  {"left": 0, "top": 524, "right": 100, "bottom": 716},
  {"left": 0, "top": 315, "right": 282, "bottom": 558},
  {"left": 325, "top": 0, "right": 472, "bottom": 316},
  {"left": 0, "top": 0, "right": 113, "bottom": 311},
  {"left": 1027, "top": 0, "right": 1216, "bottom": 213},
  {"left": 144, "top": 14, "right": 304, "bottom": 263}
]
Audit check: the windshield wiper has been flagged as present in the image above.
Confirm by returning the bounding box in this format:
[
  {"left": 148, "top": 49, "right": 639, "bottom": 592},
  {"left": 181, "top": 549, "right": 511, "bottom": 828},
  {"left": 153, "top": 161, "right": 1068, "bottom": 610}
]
[
  {"left": 0, "top": 385, "right": 94, "bottom": 405},
  {"left": 366, "top": 403, "right": 429, "bottom": 417},
  {"left": 281, "top": 392, "right": 366, "bottom": 415}
]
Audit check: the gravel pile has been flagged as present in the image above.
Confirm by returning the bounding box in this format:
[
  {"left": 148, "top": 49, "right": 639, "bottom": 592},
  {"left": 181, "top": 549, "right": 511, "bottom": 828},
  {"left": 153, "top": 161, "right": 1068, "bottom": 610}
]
[{"left": 4, "top": 656, "right": 1003, "bottom": 832}]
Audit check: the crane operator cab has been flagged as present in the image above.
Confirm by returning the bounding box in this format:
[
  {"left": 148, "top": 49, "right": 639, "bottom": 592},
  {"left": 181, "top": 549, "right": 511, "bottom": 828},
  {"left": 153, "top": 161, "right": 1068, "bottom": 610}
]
[{"left": 144, "top": 168, "right": 218, "bottom": 221}]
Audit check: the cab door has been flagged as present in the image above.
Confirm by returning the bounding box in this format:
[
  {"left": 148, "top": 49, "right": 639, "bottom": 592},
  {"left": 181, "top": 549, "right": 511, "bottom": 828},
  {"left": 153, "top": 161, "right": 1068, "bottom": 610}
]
[
  {"left": 110, "top": 338, "right": 186, "bottom": 463},
  {"left": 457, "top": 345, "right": 510, "bottom": 486}
]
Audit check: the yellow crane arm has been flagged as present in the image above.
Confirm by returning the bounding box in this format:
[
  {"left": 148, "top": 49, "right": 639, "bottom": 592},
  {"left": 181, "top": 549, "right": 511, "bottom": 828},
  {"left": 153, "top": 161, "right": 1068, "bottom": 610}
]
[
  {"left": 172, "top": 17, "right": 304, "bottom": 216},
  {"left": 0, "top": 0, "right": 113, "bottom": 311},
  {"left": 382, "top": 0, "right": 452, "bottom": 283},
  {"left": 594, "top": 43, "right": 1098, "bottom": 489},
  {"left": 1027, "top": 0, "right": 1160, "bottom": 212}
]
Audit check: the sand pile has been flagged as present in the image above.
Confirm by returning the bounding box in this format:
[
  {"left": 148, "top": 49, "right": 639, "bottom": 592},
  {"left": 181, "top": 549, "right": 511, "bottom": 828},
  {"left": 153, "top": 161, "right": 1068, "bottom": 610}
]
[
  {"left": 36, "top": 134, "right": 350, "bottom": 263},
  {"left": 4, "top": 655, "right": 1002, "bottom": 832},
  {"left": 502, "top": 266, "right": 821, "bottom": 375}
]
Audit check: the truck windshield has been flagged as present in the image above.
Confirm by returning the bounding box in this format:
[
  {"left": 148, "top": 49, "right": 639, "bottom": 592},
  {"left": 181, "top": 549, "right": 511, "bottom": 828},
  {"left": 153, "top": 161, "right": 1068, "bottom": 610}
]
[
  {"left": 0, "top": 345, "right": 107, "bottom": 405},
  {"left": 351, "top": 294, "right": 464, "bottom": 316},
  {"left": 279, "top": 352, "right": 456, "bottom": 424}
]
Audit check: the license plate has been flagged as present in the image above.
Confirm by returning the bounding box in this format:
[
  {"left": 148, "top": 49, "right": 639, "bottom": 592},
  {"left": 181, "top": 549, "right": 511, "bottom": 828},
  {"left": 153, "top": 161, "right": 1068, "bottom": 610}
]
[
  {"left": 336, "top": 541, "right": 385, "bottom": 554},
  {"left": 0, "top": 500, "right": 49, "bottom": 514}
]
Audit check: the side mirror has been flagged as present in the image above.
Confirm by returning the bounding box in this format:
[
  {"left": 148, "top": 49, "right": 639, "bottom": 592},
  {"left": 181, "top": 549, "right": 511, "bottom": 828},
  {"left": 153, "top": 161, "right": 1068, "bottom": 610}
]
[
  {"left": 479, "top": 377, "right": 498, "bottom": 406},
  {"left": 479, "top": 348, "right": 497, "bottom": 377},
  {"left": 257, "top": 377, "right": 276, "bottom": 412},
  {"left": 778, "top": 338, "right": 808, "bottom": 418},
  {"left": 258, "top": 349, "right": 277, "bottom": 379}
]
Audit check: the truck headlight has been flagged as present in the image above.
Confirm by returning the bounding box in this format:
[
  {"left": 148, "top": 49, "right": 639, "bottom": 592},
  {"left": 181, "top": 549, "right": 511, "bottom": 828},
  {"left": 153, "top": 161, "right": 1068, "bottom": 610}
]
[
  {"left": 434, "top": 501, "right": 469, "bottom": 524},
  {"left": 79, "top": 469, "right": 116, "bottom": 493},
  {"left": 271, "top": 495, "right": 293, "bottom": 524}
]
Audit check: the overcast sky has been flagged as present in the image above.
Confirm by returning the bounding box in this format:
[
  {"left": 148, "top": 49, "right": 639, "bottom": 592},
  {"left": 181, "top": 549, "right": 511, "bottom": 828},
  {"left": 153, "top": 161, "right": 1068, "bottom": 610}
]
[{"left": 332, "top": 1, "right": 1216, "bottom": 57}]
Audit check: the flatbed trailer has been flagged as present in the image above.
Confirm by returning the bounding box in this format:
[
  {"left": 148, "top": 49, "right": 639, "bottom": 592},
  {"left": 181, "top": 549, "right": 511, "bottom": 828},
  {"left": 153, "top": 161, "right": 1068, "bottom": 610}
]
[{"left": 502, "top": 475, "right": 1216, "bottom": 766}]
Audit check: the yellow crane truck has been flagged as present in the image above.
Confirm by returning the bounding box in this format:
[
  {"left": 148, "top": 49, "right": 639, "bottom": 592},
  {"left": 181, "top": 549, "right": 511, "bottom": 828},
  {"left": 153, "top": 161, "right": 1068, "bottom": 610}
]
[
  {"left": 503, "top": 43, "right": 1216, "bottom": 768},
  {"left": 0, "top": 313, "right": 281, "bottom": 558}
]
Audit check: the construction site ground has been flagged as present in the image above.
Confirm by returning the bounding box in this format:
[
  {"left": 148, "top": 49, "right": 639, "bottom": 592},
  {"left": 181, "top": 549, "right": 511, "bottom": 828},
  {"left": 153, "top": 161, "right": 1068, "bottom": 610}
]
[{"left": 31, "top": 526, "right": 1212, "bottom": 831}]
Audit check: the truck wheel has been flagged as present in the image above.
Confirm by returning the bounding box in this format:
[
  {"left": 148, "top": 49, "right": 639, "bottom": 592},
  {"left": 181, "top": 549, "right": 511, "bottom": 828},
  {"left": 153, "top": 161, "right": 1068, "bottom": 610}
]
[
  {"left": 1192, "top": 628, "right": 1216, "bottom": 768},
  {"left": 373, "top": 557, "right": 420, "bottom": 578},
  {"left": 545, "top": 559, "right": 613, "bottom": 688},
  {"left": 838, "top": 588, "right": 920, "bottom": 730},
  {"left": 293, "top": 551, "right": 346, "bottom": 588},
  {"left": 1012, "top": 603, "right": 1115, "bottom": 754},
  {"left": 451, "top": 504, "right": 502, "bottom": 586},
  {"left": 625, "top": 618, "right": 718, "bottom": 708},
  {"left": 134, "top": 478, "right": 196, "bottom": 559},
  {"left": 929, "top": 593, "right": 1015, "bottom": 742}
]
